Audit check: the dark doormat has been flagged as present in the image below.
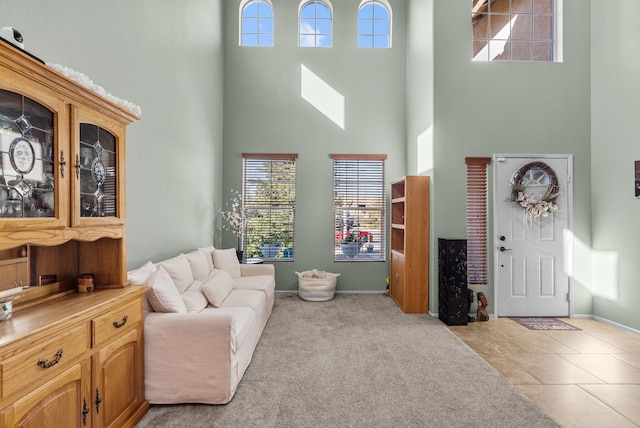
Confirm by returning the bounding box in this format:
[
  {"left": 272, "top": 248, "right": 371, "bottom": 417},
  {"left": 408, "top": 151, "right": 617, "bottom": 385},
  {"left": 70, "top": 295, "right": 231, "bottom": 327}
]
[{"left": 510, "top": 317, "right": 582, "bottom": 331}]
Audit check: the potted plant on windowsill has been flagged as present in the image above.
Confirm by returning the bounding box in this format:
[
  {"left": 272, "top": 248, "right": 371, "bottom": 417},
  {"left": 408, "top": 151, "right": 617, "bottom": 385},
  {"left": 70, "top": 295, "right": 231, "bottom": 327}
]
[
  {"left": 259, "top": 233, "right": 284, "bottom": 258},
  {"left": 340, "top": 231, "right": 362, "bottom": 258}
]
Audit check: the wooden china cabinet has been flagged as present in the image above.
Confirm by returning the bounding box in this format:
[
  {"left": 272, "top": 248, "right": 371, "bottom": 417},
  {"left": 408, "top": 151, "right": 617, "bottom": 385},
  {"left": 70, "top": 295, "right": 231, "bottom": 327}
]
[{"left": 0, "top": 40, "right": 148, "bottom": 427}]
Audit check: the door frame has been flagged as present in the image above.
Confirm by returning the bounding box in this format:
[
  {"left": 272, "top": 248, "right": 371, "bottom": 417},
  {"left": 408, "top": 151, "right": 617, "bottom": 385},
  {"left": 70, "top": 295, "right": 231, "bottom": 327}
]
[{"left": 492, "top": 153, "right": 574, "bottom": 317}]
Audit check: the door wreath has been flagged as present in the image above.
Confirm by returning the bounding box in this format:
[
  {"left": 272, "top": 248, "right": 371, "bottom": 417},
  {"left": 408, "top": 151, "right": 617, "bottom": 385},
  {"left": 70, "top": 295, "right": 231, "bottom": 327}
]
[{"left": 510, "top": 161, "right": 559, "bottom": 218}]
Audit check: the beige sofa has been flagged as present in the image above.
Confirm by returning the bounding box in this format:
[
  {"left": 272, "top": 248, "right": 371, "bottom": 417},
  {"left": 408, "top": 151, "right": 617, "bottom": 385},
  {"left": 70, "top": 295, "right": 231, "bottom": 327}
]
[{"left": 127, "top": 246, "right": 275, "bottom": 404}]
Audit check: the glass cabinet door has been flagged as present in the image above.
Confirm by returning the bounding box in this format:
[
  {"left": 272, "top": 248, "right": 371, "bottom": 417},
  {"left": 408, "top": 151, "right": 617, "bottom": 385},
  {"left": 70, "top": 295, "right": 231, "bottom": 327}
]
[
  {"left": 0, "top": 88, "right": 65, "bottom": 226},
  {"left": 71, "top": 107, "right": 125, "bottom": 227},
  {"left": 78, "top": 123, "right": 116, "bottom": 217}
]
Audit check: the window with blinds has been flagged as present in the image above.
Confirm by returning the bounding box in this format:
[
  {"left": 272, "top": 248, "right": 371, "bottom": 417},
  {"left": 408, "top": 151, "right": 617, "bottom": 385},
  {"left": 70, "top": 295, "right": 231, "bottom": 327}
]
[
  {"left": 465, "top": 157, "right": 491, "bottom": 285},
  {"left": 332, "top": 154, "right": 386, "bottom": 262},
  {"left": 243, "top": 154, "right": 297, "bottom": 261}
]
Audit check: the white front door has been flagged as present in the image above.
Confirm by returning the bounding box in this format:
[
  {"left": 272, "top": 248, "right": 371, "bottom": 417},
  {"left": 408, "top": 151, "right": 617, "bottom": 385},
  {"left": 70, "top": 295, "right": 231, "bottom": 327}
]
[{"left": 494, "top": 155, "right": 572, "bottom": 317}]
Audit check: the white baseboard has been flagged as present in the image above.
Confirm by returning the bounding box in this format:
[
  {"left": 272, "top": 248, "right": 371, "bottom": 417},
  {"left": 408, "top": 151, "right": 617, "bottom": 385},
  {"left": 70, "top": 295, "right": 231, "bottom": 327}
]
[
  {"left": 275, "top": 290, "right": 387, "bottom": 295},
  {"left": 572, "top": 313, "right": 640, "bottom": 336}
]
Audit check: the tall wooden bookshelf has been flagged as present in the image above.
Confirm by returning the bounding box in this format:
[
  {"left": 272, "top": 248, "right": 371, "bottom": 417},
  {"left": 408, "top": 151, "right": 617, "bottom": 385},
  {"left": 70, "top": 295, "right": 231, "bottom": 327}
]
[{"left": 389, "top": 175, "right": 430, "bottom": 314}]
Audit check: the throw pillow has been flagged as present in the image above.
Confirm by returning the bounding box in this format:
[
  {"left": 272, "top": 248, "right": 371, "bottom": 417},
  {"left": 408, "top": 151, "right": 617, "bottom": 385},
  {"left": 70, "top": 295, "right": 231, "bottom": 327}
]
[
  {"left": 146, "top": 266, "right": 187, "bottom": 313},
  {"left": 198, "top": 246, "right": 215, "bottom": 271},
  {"left": 159, "top": 254, "right": 194, "bottom": 294},
  {"left": 180, "top": 280, "right": 208, "bottom": 313},
  {"left": 127, "top": 261, "right": 156, "bottom": 286},
  {"left": 185, "top": 250, "right": 211, "bottom": 281},
  {"left": 211, "top": 248, "right": 241, "bottom": 279},
  {"left": 202, "top": 269, "right": 234, "bottom": 307}
]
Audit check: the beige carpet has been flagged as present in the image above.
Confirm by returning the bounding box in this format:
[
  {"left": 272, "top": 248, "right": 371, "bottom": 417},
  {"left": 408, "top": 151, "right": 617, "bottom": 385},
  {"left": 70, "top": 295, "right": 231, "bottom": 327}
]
[{"left": 137, "top": 294, "right": 558, "bottom": 428}]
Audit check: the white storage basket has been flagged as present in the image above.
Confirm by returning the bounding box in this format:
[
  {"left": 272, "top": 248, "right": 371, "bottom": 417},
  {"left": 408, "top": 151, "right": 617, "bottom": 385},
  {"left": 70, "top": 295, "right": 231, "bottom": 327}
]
[{"left": 296, "top": 270, "right": 340, "bottom": 302}]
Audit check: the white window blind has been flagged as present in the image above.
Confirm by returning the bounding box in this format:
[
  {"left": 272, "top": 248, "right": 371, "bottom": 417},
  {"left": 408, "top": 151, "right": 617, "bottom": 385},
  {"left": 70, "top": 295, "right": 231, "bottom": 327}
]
[
  {"left": 332, "top": 154, "right": 386, "bottom": 262},
  {"left": 243, "top": 154, "right": 297, "bottom": 260},
  {"left": 465, "top": 157, "right": 491, "bottom": 285}
]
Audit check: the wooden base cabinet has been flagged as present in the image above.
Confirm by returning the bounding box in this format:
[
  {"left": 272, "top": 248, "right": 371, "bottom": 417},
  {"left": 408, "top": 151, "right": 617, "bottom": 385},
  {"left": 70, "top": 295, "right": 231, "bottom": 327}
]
[
  {"left": 94, "top": 328, "right": 144, "bottom": 428},
  {"left": 389, "top": 176, "right": 430, "bottom": 314},
  {"left": 389, "top": 252, "right": 406, "bottom": 309},
  {"left": 4, "top": 362, "right": 90, "bottom": 428},
  {"left": 0, "top": 287, "right": 148, "bottom": 428}
]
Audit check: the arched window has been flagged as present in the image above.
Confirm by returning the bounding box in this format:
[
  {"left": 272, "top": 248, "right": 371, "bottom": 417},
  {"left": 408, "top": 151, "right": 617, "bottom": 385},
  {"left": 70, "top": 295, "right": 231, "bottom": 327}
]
[
  {"left": 299, "top": 1, "right": 332, "bottom": 47},
  {"left": 240, "top": 0, "right": 274, "bottom": 46},
  {"left": 358, "top": 0, "right": 392, "bottom": 48}
]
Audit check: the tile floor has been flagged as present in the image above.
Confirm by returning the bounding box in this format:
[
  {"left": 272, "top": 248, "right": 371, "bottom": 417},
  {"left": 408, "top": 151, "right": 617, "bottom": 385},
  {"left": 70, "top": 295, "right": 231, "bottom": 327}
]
[{"left": 449, "top": 317, "right": 640, "bottom": 428}]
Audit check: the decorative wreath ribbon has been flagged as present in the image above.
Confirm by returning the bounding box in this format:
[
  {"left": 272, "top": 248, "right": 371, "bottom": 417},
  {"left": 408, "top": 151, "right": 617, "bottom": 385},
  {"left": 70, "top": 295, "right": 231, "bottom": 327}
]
[{"left": 510, "top": 161, "right": 559, "bottom": 219}]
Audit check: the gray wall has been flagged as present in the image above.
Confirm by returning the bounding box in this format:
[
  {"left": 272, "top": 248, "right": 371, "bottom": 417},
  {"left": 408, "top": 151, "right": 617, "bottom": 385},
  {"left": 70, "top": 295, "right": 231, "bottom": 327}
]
[
  {"left": 6, "top": 1, "right": 640, "bottom": 330},
  {"left": 3, "top": 0, "right": 225, "bottom": 269},
  {"left": 431, "top": 1, "right": 593, "bottom": 316},
  {"left": 590, "top": 0, "right": 640, "bottom": 330},
  {"left": 406, "top": 0, "right": 435, "bottom": 308},
  {"left": 222, "top": 0, "right": 407, "bottom": 292}
]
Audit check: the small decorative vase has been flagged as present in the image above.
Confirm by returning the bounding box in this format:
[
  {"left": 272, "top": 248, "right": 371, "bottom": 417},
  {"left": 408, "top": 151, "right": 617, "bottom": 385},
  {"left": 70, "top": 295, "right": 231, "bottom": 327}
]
[{"left": 236, "top": 250, "right": 244, "bottom": 262}]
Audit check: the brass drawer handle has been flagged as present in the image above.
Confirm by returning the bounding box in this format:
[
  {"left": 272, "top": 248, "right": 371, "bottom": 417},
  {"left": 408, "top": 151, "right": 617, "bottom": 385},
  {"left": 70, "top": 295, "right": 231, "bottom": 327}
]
[
  {"left": 113, "top": 315, "right": 128, "bottom": 329},
  {"left": 37, "top": 348, "right": 63, "bottom": 369}
]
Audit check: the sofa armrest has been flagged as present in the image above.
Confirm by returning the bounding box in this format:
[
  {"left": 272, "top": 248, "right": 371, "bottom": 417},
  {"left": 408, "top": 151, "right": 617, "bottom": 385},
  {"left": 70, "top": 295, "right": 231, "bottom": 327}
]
[
  {"left": 240, "top": 263, "right": 275, "bottom": 277},
  {"left": 144, "top": 311, "right": 237, "bottom": 404}
]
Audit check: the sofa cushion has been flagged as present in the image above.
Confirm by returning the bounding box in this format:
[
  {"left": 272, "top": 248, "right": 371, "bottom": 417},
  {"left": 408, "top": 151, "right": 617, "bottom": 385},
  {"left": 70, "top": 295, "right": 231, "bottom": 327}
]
[
  {"left": 180, "top": 280, "right": 208, "bottom": 313},
  {"left": 211, "top": 248, "right": 241, "bottom": 279},
  {"left": 185, "top": 250, "right": 211, "bottom": 281},
  {"left": 147, "top": 266, "right": 187, "bottom": 313},
  {"left": 232, "top": 275, "right": 276, "bottom": 299},
  {"left": 203, "top": 269, "right": 234, "bottom": 307},
  {"left": 127, "top": 261, "right": 156, "bottom": 286},
  {"left": 219, "top": 289, "right": 267, "bottom": 323},
  {"left": 159, "top": 254, "right": 194, "bottom": 294}
]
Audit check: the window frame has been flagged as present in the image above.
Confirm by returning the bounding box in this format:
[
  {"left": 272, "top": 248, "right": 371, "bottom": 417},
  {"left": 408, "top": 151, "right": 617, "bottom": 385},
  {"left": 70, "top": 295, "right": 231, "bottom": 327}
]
[
  {"left": 239, "top": 0, "right": 275, "bottom": 47},
  {"left": 298, "top": 0, "right": 333, "bottom": 48},
  {"left": 332, "top": 154, "right": 387, "bottom": 263},
  {"left": 358, "top": 0, "right": 393, "bottom": 49},
  {"left": 471, "top": 0, "right": 563, "bottom": 62},
  {"left": 242, "top": 153, "right": 297, "bottom": 261}
]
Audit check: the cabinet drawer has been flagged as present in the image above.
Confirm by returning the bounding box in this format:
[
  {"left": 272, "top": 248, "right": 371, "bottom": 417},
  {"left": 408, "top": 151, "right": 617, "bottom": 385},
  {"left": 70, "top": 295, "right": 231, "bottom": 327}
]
[
  {"left": 92, "top": 299, "right": 141, "bottom": 348},
  {"left": 0, "top": 324, "right": 89, "bottom": 399}
]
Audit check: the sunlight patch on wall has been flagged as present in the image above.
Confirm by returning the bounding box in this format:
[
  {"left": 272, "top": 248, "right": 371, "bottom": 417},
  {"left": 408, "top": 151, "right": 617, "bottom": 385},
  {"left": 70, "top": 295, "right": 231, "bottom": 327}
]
[
  {"left": 568, "top": 231, "right": 619, "bottom": 301},
  {"left": 300, "top": 64, "right": 345, "bottom": 129},
  {"left": 591, "top": 249, "right": 619, "bottom": 301},
  {"left": 416, "top": 125, "right": 434, "bottom": 174}
]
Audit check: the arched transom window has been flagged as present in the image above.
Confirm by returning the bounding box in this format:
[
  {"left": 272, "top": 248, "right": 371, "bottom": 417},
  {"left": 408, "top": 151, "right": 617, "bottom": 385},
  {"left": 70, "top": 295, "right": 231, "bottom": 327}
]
[
  {"left": 299, "top": 1, "right": 333, "bottom": 47},
  {"left": 240, "top": 0, "right": 274, "bottom": 46},
  {"left": 358, "top": 0, "right": 392, "bottom": 48}
]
